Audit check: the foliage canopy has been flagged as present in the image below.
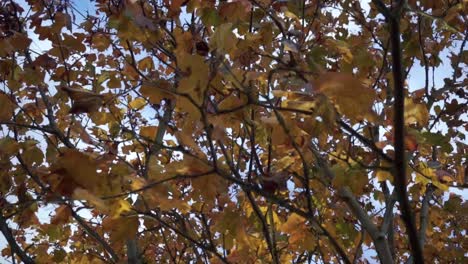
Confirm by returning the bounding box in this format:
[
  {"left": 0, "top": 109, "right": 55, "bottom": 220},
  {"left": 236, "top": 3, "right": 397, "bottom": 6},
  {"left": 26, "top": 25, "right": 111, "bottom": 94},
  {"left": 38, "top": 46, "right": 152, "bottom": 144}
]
[{"left": 0, "top": 0, "right": 466, "bottom": 263}]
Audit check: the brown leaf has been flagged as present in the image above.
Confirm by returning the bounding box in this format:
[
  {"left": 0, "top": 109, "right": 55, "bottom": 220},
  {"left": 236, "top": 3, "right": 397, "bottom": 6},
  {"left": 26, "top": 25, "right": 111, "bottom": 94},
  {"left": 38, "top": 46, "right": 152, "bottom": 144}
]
[
  {"left": 61, "top": 86, "right": 103, "bottom": 113},
  {"left": 0, "top": 93, "right": 15, "bottom": 121}
]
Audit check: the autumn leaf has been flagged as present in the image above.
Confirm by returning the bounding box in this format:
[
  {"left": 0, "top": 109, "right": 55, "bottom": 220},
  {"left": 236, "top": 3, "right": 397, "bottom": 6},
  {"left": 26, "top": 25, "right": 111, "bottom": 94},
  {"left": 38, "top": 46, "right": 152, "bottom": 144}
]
[
  {"left": 191, "top": 173, "right": 226, "bottom": 200},
  {"left": 331, "top": 163, "right": 368, "bottom": 194},
  {"left": 61, "top": 86, "right": 104, "bottom": 114},
  {"left": 109, "top": 199, "right": 132, "bottom": 218},
  {"left": 73, "top": 188, "right": 108, "bottom": 213},
  {"left": 140, "top": 126, "right": 158, "bottom": 139},
  {"left": 376, "top": 166, "right": 392, "bottom": 182},
  {"left": 315, "top": 72, "right": 376, "bottom": 122},
  {"left": 92, "top": 33, "right": 111, "bottom": 51},
  {"left": 51, "top": 149, "right": 102, "bottom": 193},
  {"left": 177, "top": 55, "right": 209, "bottom": 105},
  {"left": 325, "top": 39, "right": 353, "bottom": 63},
  {"left": 280, "top": 213, "right": 303, "bottom": 234},
  {"left": 211, "top": 23, "right": 237, "bottom": 54},
  {"left": 138, "top": 56, "right": 154, "bottom": 71},
  {"left": 50, "top": 205, "right": 71, "bottom": 225},
  {"left": 129, "top": 97, "right": 146, "bottom": 109},
  {"left": 0, "top": 93, "right": 15, "bottom": 121},
  {"left": 0, "top": 137, "right": 19, "bottom": 157},
  {"left": 404, "top": 98, "right": 429, "bottom": 126},
  {"left": 22, "top": 143, "right": 44, "bottom": 166},
  {"left": 103, "top": 215, "right": 139, "bottom": 243}
]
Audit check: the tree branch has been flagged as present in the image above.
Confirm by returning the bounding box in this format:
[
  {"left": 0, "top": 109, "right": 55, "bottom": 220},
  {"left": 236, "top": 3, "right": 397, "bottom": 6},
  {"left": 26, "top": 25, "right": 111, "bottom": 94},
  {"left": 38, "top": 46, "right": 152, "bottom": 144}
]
[
  {"left": 373, "top": 0, "right": 424, "bottom": 262},
  {"left": 0, "top": 214, "right": 35, "bottom": 264},
  {"left": 339, "top": 187, "right": 393, "bottom": 264},
  {"left": 70, "top": 209, "right": 120, "bottom": 263},
  {"left": 308, "top": 144, "right": 393, "bottom": 263}
]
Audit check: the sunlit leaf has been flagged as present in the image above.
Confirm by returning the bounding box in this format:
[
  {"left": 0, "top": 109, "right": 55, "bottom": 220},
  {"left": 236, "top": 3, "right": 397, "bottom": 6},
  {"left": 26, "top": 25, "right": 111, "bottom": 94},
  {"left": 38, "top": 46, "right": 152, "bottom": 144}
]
[
  {"left": 404, "top": 98, "right": 429, "bottom": 126},
  {"left": 129, "top": 97, "right": 146, "bottom": 109}
]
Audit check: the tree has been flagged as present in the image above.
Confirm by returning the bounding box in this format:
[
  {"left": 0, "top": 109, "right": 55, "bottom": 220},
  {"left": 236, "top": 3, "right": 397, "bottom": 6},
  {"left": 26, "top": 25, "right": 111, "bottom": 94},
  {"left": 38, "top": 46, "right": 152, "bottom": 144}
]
[{"left": 0, "top": 0, "right": 466, "bottom": 263}]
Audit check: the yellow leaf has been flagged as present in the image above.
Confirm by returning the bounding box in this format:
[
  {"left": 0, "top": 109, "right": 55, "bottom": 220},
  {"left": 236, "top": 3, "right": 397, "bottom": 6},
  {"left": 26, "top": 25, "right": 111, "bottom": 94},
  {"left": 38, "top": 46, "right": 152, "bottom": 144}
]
[
  {"left": 109, "top": 199, "right": 132, "bottom": 218},
  {"left": 129, "top": 97, "right": 146, "bottom": 109},
  {"left": 140, "top": 81, "right": 174, "bottom": 104},
  {"left": 0, "top": 93, "right": 14, "bottom": 121},
  {"left": 315, "top": 72, "right": 376, "bottom": 122},
  {"left": 404, "top": 98, "right": 429, "bottom": 126},
  {"left": 177, "top": 55, "right": 209, "bottom": 105},
  {"left": 280, "top": 213, "right": 304, "bottom": 233},
  {"left": 417, "top": 162, "right": 436, "bottom": 179}
]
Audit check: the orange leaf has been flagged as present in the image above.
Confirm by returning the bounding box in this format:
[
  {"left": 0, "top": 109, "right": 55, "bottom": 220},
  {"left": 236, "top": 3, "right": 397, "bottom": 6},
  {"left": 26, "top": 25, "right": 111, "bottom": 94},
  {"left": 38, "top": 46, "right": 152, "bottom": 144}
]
[{"left": 140, "top": 126, "right": 158, "bottom": 139}]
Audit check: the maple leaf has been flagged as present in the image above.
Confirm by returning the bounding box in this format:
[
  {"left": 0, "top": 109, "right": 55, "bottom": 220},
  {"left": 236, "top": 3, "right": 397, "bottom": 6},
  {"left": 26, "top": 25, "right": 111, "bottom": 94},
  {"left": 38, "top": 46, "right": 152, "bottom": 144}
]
[
  {"left": 314, "top": 72, "right": 377, "bottom": 122},
  {"left": 50, "top": 149, "right": 102, "bottom": 194},
  {"left": 404, "top": 98, "right": 429, "bottom": 126},
  {"left": 0, "top": 93, "right": 15, "bottom": 121}
]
